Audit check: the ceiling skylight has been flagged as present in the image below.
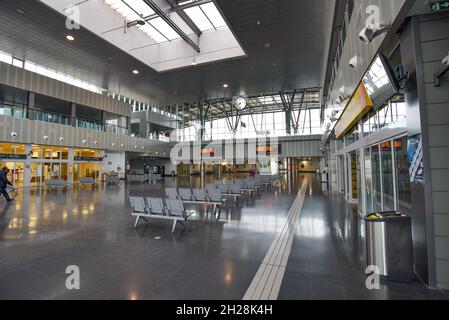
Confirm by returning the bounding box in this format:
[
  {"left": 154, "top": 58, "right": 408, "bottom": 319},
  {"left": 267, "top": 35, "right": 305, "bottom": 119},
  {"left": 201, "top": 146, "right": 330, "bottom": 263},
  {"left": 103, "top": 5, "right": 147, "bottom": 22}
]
[
  {"left": 184, "top": 6, "right": 213, "bottom": 31},
  {"left": 105, "top": 0, "right": 180, "bottom": 43},
  {"left": 149, "top": 17, "right": 179, "bottom": 41},
  {"left": 184, "top": 2, "right": 227, "bottom": 32},
  {"left": 200, "top": 2, "right": 227, "bottom": 28},
  {"left": 105, "top": 0, "right": 154, "bottom": 21}
]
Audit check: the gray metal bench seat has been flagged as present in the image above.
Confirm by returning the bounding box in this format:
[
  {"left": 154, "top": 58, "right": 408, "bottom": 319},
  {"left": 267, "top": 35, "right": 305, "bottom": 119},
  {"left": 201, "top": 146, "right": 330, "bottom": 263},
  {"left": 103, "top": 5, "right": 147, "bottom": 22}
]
[{"left": 130, "top": 197, "right": 193, "bottom": 233}]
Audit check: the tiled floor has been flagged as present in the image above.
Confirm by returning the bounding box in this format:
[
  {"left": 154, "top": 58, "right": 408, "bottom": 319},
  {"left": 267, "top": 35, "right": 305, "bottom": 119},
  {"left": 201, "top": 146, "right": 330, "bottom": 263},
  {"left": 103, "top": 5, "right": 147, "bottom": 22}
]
[
  {"left": 278, "top": 178, "right": 449, "bottom": 300},
  {"left": 0, "top": 173, "right": 447, "bottom": 300}
]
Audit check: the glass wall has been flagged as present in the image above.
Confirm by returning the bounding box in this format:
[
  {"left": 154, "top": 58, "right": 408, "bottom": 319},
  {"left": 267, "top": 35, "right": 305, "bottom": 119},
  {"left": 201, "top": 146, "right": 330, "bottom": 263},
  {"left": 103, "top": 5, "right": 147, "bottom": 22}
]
[
  {"left": 364, "top": 150, "right": 373, "bottom": 213},
  {"left": 371, "top": 145, "right": 382, "bottom": 212},
  {"left": 394, "top": 136, "right": 412, "bottom": 216},
  {"left": 177, "top": 109, "right": 323, "bottom": 142},
  {"left": 360, "top": 136, "right": 409, "bottom": 215},
  {"left": 381, "top": 141, "right": 395, "bottom": 211}
]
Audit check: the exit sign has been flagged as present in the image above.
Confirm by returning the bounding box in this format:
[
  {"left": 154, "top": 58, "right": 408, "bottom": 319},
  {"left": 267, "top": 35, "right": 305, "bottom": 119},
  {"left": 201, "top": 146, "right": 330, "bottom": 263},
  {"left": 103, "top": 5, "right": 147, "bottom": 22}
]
[{"left": 431, "top": 1, "right": 449, "bottom": 12}]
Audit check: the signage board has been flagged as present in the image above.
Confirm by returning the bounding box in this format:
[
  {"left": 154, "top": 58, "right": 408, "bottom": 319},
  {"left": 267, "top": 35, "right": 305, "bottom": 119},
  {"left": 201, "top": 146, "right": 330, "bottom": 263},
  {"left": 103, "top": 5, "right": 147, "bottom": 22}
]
[
  {"left": 0, "top": 154, "right": 27, "bottom": 160},
  {"left": 430, "top": 1, "right": 449, "bottom": 12},
  {"left": 74, "top": 157, "right": 103, "bottom": 162},
  {"left": 334, "top": 83, "right": 373, "bottom": 139}
]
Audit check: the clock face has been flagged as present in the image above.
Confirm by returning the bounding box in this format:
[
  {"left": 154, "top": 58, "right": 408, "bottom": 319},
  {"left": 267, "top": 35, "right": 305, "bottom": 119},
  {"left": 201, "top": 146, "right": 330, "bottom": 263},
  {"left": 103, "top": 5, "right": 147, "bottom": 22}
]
[{"left": 235, "top": 97, "right": 247, "bottom": 110}]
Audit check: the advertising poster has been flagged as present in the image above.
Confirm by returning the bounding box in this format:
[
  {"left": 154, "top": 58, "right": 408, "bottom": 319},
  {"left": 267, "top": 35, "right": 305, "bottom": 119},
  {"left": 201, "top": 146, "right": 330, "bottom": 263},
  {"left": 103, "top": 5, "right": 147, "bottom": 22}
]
[{"left": 408, "top": 133, "right": 425, "bottom": 184}]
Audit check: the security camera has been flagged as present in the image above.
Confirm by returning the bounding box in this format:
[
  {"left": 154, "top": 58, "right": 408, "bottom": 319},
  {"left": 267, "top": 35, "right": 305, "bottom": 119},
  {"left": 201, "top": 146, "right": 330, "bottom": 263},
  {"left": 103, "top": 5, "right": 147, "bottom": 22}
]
[
  {"left": 359, "top": 23, "right": 389, "bottom": 44},
  {"left": 82, "top": 140, "right": 87, "bottom": 144},
  {"left": 94, "top": 141, "right": 98, "bottom": 145},
  {"left": 349, "top": 55, "right": 358, "bottom": 69},
  {"left": 59, "top": 137, "right": 64, "bottom": 142},
  {"left": 10, "top": 132, "right": 17, "bottom": 137},
  {"left": 43, "top": 135, "right": 49, "bottom": 141}
]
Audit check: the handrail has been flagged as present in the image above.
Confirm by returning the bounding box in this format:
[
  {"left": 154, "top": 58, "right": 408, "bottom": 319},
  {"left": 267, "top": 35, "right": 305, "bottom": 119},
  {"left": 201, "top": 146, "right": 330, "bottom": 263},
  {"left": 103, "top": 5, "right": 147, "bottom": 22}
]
[{"left": 1, "top": 101, "right": 129, "bottom": 135}]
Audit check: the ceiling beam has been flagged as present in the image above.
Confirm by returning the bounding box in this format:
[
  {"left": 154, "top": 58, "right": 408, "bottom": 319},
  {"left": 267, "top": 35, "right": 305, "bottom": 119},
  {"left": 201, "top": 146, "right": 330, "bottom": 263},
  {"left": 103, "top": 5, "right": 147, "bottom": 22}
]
[
  {"left": 166, "top": 0, "right": 202, "bottom": 37},
  {"left": 142, "top": 0, "right": 200, "bottom": 53}
]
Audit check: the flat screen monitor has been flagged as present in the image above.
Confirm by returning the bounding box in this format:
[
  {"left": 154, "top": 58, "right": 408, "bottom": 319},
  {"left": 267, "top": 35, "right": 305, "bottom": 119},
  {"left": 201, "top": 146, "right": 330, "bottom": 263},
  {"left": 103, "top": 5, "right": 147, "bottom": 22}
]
[{"left": 362, "top": 54, "right": 399, "bottom": 110}]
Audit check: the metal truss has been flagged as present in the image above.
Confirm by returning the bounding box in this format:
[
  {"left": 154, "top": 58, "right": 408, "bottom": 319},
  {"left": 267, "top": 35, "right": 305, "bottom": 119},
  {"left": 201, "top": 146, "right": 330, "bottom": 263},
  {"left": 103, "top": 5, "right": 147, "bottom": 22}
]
[{"left": 169, "top": 88, "right": 321, "bottom": 130}]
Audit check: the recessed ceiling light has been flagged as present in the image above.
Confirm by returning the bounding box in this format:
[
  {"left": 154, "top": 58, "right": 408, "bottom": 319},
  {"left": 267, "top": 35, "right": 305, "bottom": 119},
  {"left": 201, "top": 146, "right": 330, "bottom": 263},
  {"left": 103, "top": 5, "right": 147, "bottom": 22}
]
[
  {"left": 223, "top": 84, "right": 229, "bottom": 88},
  {"left": 132, "top": 69, "right": 139, "bottom": 75},
  {"left": 66, "top": 35, "right": 75, "bottom": 41}
]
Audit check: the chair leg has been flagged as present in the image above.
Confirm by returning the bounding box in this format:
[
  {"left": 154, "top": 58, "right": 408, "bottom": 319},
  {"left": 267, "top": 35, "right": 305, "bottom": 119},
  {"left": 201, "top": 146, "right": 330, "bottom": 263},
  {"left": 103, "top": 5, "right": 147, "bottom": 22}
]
[
  {"left": 134, "top": 215, "right": 141, "bottom": 228},
  {"left": 172, "top": 219, "right": 178, "bottom": 233}
]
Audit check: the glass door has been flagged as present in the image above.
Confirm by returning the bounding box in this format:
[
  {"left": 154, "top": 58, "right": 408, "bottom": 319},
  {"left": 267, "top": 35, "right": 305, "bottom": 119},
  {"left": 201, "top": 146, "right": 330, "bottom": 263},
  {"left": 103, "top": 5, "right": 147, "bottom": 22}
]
[
  {"left": 371, "top": 145, "right": 382, "bottom": 212},
  {"left": 31, "top": 163, "right": 43, "bottom": 187},
  {"left": 0, "top": 162, "right": 25, "bottom": 186},
  {"left": 364, "top": 148, "right": 373, "bottom": 214},
  {"left": 381, "top": 141, "right": 395, "bottom": 211}
]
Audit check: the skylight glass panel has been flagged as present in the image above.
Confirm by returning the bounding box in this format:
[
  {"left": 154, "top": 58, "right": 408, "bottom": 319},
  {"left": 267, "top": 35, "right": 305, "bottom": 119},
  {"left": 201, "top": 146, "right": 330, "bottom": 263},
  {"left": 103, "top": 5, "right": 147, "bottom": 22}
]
[
  {"left": 105, "top": 0, "right": 174, "bottom": 43},
  {"left": 200, "top": 2, "right": 227, "bottom": 28},
  {"left": 105, "top": 0, "right": 154, "bottom": 18},
  {"left": 149, "top": 17, "right": 180, "bottom": 41},
  {"left": 184, "top": 6, "right": 214, "bottom": 32},
  {"left": 138, "top": 24, "right": 167, "bottom": 43}
]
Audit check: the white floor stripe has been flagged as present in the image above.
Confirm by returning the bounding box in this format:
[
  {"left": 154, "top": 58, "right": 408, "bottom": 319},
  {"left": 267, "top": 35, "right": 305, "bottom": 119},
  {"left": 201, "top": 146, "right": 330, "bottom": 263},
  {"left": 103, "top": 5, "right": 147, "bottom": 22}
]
[{"left": 243, "top": 181, "right": 308, "bottom": 300}]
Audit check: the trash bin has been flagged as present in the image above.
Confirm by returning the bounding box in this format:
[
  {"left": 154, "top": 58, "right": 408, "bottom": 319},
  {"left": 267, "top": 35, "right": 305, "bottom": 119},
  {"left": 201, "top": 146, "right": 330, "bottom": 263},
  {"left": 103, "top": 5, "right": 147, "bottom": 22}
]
[{"left": 364, "top": 211, "right": 414, "bottom": 282}]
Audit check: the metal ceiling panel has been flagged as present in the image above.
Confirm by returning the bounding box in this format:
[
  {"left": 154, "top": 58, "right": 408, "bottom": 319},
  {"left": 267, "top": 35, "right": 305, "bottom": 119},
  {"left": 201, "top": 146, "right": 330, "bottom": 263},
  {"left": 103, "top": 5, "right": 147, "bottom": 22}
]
[{"left": 0, "top": 0, "right": 334, "bottom": 105}]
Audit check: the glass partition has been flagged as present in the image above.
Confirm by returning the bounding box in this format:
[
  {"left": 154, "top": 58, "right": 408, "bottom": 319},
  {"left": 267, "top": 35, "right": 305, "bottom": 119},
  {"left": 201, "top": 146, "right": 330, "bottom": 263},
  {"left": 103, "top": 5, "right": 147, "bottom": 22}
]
[{"left": 381, "top": 141, "right": 395, "bottom": 211}]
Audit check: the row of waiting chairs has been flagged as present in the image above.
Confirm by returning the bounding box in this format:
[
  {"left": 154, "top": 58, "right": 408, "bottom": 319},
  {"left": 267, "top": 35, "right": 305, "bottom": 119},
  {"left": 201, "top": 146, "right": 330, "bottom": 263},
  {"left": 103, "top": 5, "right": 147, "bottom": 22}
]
[
  {"left": 105, "top": 174, "right": 120, "bottom": 185},
  {"left": 127, "top": 174, "right": 162, "bottom": 184},
  {"left": 165, "top": 188, "right": 227, "bottom": 214},
  {"left": 45, "top": 179, "right": 68, "bottom": 192},
  {"left": 129, "top": 197, "right": 193, "bottom": 233},
  {"left": 79, "top": 177, "right": 97, "bottom": 189}
]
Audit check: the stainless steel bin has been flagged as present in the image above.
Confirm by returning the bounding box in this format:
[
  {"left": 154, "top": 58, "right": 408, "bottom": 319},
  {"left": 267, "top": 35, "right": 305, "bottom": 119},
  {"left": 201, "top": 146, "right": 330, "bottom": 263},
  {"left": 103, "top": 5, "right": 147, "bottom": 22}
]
[{"left": 364, "top": 212, "right": 414, "bottom": 282}]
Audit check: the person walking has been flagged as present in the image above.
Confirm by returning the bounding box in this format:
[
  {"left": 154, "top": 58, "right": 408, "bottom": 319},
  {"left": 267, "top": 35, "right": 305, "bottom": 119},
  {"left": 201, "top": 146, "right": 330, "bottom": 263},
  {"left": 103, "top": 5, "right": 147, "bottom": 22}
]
[{"left": 0, "top": 166, "right": 13, "bottom": 203}]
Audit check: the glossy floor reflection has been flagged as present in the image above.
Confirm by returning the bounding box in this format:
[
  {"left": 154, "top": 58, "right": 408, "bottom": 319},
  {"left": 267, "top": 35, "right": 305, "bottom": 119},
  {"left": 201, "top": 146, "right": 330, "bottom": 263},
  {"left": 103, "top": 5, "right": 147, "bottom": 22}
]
[
  {"left": 0, "top": 173, "right": 298, "bottom": 300},
  {"left": 278, "top": 176, "right": 449, "bottom": 300},
  {"left": 0, "top": 174, "right": 447, "bottom": 300}
]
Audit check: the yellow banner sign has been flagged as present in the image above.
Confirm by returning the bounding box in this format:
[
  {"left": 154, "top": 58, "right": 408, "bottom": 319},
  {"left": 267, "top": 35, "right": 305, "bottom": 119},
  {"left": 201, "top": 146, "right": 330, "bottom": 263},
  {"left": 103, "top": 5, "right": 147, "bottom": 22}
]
[{"left": 334, "top": 83, "right": 373, "bottom": 139}]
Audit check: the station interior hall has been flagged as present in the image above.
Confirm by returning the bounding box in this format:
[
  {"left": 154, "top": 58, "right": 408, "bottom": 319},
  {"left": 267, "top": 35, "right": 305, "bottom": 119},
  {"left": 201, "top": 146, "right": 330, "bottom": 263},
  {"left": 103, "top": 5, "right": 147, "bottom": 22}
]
[{"left": 0, "top": 0, "right": 449, "bottom": 300}]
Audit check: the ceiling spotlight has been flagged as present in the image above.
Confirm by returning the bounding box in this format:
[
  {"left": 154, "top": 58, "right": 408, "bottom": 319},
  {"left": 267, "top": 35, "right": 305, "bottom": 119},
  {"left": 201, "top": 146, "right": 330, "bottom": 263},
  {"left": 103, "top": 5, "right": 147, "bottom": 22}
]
[
  {"left": 132, "top": 69, "right": 139, "bottom": 75},
  {"left": 66, "top": 35, "right": 75, "bottom": 41},
  {"left": 223, "top": 84, "right": 229, "bottom": 88}
]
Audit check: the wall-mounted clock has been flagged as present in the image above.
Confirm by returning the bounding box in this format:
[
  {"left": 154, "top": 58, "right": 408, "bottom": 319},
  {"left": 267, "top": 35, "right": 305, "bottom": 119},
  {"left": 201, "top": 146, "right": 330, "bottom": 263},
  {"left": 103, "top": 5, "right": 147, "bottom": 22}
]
[{"left": 234, "top": 96, "right": 247, "bottom": 110}]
